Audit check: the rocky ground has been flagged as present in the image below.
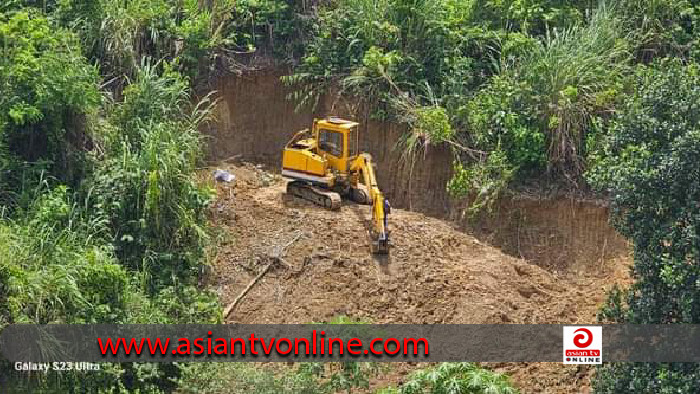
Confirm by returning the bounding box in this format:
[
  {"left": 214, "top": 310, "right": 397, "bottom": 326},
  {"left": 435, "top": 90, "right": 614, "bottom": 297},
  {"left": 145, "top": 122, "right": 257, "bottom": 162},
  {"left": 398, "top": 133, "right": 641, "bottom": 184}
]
[{"left": 206, "top": 163, "right": 631, "bottom": 393}]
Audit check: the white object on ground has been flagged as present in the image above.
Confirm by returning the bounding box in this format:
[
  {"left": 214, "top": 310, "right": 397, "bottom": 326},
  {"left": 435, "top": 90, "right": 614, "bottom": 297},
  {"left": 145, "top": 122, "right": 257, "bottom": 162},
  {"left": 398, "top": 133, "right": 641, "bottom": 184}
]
[{"left": 214, "top": 169, "right": 235, "bottom": 183}]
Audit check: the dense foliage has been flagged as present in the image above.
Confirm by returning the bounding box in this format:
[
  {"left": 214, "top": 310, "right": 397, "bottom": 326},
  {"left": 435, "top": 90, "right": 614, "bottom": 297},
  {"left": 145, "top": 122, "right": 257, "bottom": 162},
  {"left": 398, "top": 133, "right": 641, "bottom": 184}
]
[
  {"left": 176, "top": 361, "right": 515, "bottom": 394},
  {"left": 92, "top": 64, "right": 215, "bottom": 291},
  {"left": 0, "top": 5, "right": 220, "bottom": 392},
  {"left": 5, "top": 0, "right": 700, "bottom": 392},
  {"left": 382, "top": 362, "right": 517, "bottom": 394},
  {"left": 589, "top": 59, "right": 700, "bottom": 392},
  {"left": 0, "top": 10, "right": 99, "bottom": 200}
]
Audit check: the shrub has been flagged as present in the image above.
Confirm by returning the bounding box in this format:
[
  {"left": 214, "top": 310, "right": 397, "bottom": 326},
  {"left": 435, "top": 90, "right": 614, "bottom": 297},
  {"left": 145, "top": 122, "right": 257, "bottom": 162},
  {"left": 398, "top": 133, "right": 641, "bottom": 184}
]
[
  {"left": 448, "top": 149, "right": 514, "bottom": 215},
  {"left": 0, "top": 5, "right": 221, "bottom": 393},
  {"left": 470, "top": 0, "right": 587, "bottom": 36},
  {"left": 589, "top": 59, "right": 700, "bottom": 391},
  {"left": 465, "top": 5, "right": 629, "bottom": 183},
  {"left": 382, "top": 362, "right": 517, "bottom": 394},
  {"left": 90, "top": 63, "right": 215, "bottom": 291},
  {"left": 465, "top": 75, "right": 544, "bottom": 175},
  {"left": 613, "top": 0, "right": 700, "bottom": 62},
  {"left": 0, "top": 10, "right": 99, "bottom": 187},
  {"left": 589, "top": 59, "right": 700, "bottom": 323},
  {"left": 286, "top": 0, "right": 511, "bottom": 113},
  {"left": 0, "top": 186, "right": 127, "bottom": 325}
]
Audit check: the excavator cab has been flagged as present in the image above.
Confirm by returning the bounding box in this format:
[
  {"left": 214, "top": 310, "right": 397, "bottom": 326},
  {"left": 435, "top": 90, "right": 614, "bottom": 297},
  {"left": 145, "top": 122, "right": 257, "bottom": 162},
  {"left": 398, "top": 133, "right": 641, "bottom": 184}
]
[
  {"left": 313, "top": 117, "right": 359, "bottom": 173},
  {"left": 281, "top": 117, "right": 357, "bottom": 185},
  {"left": 282, "top": 117, "right": 390, "bottom": 254}
]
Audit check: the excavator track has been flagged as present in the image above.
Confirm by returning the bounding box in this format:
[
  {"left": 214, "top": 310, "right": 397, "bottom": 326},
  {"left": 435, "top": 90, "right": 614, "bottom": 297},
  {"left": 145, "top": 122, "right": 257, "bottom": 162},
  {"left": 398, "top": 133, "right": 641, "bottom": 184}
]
[{"left": 286, "top": 180, "right": 341, "bottom": 211}]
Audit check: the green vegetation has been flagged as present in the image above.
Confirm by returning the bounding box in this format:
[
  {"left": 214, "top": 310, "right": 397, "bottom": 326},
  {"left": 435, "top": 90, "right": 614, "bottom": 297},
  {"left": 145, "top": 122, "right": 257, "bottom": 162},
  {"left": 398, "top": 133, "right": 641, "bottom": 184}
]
[
  {"left": 5, "top": 0, "right": 700, "bottom": 392},
  {"left": 0, "top": 4, "right": 220, "bottom": 392},
  {"left": 0, "top": 10, "right": 99, "bottom": 196},
  {"left": 176, "top": 362, "right": 515, "bottom": 394},
  {"left": 92, "top": 63, "right": 215, "bottom": 292},
  {"left": 589, "top": 59, "right": 700, "bottom": 392},
  {"left": 381, "top": 362, "right": 517, "bottom": 394}
]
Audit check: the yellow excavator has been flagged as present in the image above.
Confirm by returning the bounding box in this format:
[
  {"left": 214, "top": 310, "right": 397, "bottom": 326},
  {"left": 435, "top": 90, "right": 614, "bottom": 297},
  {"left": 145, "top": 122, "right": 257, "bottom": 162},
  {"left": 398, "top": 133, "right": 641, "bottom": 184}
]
[{"left": 281, "top": 117, "right": 390, "bottom": 254}]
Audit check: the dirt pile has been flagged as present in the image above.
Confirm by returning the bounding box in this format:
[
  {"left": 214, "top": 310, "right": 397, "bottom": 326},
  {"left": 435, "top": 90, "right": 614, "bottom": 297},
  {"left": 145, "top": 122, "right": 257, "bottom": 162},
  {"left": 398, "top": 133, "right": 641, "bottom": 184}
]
[{"left": 208, "top": 163, "right": 631, "bottom": 392}]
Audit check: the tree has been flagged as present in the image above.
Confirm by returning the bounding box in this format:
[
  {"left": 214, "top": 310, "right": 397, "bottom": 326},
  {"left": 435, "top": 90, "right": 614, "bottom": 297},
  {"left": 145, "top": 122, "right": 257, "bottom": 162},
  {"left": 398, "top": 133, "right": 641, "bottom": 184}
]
[
  {"left": 0, "top": 10, "right": 99, "bottom": 194},
  {"left": 589, "top": 59, "right": 700, "bottom": 391}
]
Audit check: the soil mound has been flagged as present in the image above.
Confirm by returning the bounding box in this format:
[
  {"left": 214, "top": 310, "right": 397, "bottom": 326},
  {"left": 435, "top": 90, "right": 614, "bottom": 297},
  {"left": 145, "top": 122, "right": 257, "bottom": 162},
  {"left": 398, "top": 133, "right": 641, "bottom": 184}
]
[{"left": 208, "top": 163, "right": 630, "bottom": 392}]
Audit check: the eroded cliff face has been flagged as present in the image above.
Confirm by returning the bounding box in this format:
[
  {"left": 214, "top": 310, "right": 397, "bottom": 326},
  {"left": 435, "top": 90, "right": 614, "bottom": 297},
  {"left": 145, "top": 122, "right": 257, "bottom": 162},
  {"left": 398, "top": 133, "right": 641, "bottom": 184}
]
[
  {"left": 207, "top": 70, "right": 458, "bottom": 214},
  {"left": 204, "top": 69, "right": 317, "bottom": 164},
  {"left": 204, "top": 70, "right": 629, "bottom": 270}
]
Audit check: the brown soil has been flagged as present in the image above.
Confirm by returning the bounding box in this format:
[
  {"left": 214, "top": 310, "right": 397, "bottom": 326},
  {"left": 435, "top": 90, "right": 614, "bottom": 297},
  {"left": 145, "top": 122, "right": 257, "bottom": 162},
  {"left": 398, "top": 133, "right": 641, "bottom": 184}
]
[
  {"left": 206, "top": 71, "right": 628, "bottom": 275},
  {"left": 207, "top": 163, "right": 632, "bottom": 393}
]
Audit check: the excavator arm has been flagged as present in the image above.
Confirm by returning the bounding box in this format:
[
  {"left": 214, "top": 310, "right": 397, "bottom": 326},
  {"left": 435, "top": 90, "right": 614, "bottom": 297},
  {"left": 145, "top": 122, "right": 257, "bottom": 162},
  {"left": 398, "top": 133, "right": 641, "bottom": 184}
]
[{"left": 351, "top": 154, "right": 390, "bottom": 253}]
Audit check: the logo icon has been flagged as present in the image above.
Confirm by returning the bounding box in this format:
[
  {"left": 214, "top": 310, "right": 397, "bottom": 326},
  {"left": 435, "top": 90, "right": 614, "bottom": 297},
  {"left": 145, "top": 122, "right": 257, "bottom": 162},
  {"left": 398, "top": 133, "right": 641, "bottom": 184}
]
[{"left": 563, "top": 326, "right": 602, "bottom": 364}]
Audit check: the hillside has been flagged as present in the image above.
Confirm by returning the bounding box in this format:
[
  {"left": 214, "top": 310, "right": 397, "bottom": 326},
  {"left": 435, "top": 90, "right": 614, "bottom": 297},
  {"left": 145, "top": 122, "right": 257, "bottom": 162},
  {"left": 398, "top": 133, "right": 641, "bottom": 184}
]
[
  {"left": 208, "top": 163, "right": 631, "bottom": 392},
  {"left": 4, "top": 1, "right": 699, "bottom": 392}
]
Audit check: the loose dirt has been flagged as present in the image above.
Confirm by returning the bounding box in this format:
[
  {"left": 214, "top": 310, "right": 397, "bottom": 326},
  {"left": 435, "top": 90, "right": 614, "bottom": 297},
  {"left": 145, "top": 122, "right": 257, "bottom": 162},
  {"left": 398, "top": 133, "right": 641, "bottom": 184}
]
[{"left": 207, "top": 163, "right": 631, "bottom": 393}]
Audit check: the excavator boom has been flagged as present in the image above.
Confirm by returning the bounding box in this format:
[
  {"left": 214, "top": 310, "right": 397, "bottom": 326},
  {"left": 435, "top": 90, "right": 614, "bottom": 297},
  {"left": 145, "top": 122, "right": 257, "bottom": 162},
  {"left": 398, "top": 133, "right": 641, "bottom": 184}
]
[{"left": 351, "top": 154, "right": 390, "bottom": 253}]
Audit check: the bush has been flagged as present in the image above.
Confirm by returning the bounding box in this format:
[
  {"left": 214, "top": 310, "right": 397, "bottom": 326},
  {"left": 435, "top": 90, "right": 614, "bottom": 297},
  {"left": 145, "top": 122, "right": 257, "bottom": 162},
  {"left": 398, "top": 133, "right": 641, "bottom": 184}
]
[
  {"left": 0, "top": 4, "right": 221, "bottom": 393},
  {"left": 0, "top": 186, "right": 127, "bottom": 325},
  {"left": 465, "top": 75, "right": 544, "bottom": 175},
  {"left": 465, "top": 5, "right": 629, "bottom": 183},
  {"left": 0, "top": 64, "right": 220, "bottom": 394},
  {"left": 589, "top": 59, "right": 700, "bottom": 391},
  {"left": 286, "top": 0, "right": 513, "bottom": 112},
  {"left": 90, "top": 63, "right": 215, "bottom": 291},
  {"left": 224, "top": 0, "right": 308, "bottom": 59},
  {"left": 448, "top": 149, "right": 514, "bottom": 215},
  {"left": 589, "top": 59, "right": 700, "bottom": 323},
  {"left": 176, "top": 363, "right": 325, "bottom": 394},
  {"left": 0, "top": 11, "right": 99, "bottom": 188},
  {"left": 613, "top": 0, "right": 700, "bottom": 62},
  {"left": 470, "top": 0, "right": 587, "bottom": 36},
  {"left": 55, "top": 0, "right": 234, "bottom": 83}
]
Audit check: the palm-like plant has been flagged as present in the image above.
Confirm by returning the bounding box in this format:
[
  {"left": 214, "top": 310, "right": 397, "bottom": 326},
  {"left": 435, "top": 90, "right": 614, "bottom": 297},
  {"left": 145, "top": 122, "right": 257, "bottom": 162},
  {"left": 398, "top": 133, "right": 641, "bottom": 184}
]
[{"left": 398, "top": 362, "right": 517, "bottom": 394}]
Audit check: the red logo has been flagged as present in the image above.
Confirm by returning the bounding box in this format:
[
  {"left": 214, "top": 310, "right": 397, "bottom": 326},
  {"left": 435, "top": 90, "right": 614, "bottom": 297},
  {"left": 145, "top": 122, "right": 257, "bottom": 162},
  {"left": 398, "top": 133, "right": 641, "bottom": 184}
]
[
  {"left": 573, "top": 328, "right": 593, "bottom": 348},
  {"left": 564, "top": 326, "right": 602, "bottom": 364}
]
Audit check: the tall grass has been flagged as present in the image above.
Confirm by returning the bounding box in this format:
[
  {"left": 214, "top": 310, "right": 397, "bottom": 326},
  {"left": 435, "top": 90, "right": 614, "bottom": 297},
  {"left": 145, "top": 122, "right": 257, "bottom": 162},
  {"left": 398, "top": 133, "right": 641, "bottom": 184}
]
[
  {"left": 0, "top": 186, "right": 127, "bottom": 325},
  {"left": 0, "top": 60, "right": 220, "bottom": 394},
  {"left": 382, "top": 362, "right": 517, "bottom": 394},
  {"left": 466, "top": 4, "right": 631, "bottom": 188},
  {"left": 517, "top": 5, "right": 630, "bottom": 178},
  {"left": 612, "top": 0, "right": 697, "bottom": 62},
  {"left": 91, "top": 62, "right": 216, "bottom": 292}
]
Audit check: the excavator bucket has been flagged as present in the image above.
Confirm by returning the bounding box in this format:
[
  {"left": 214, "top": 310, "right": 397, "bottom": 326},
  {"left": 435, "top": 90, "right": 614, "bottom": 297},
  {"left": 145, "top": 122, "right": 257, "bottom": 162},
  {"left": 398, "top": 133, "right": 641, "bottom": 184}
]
[
  {"left": 370, "top": 227, "right": 390, "bottom": 254},
  {"left": 371, "top": 238, "right": 390, "bottom": 254}
]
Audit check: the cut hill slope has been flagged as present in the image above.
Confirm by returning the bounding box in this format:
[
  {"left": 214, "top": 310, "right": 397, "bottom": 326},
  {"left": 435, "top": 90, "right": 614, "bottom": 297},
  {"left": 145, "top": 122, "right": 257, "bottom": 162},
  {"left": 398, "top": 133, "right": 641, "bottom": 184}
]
[{"left": 207, "top": 163, "right": 630, "bottom": 392}]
